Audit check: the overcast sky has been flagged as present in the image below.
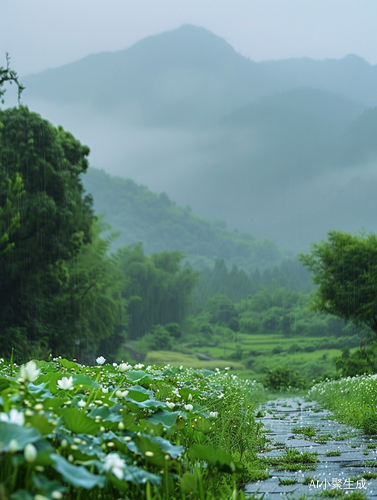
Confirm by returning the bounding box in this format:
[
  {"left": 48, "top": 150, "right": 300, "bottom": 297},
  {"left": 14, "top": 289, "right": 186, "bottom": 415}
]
[{"left": 2, "top": 0, "right": 377, "bottom": 76}]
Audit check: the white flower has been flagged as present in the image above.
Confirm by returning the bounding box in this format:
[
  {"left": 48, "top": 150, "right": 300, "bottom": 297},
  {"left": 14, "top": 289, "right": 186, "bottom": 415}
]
[
  {"left": 118, "top": 363, "right": 132, "bottom": 372},
  {"left": 209, "top": 411, "right": 218, "bottom": 418},
  {"left": 184, "top": 404, "right": 193, "bottom": 411},
  {"left": 134, "top": 363, "right": 144, "bottom": 369},
  {"left": 166, "top": 402, "right": 175, "bottom": 409},
  {"left": 96, "top": 356, "right": 106, "bottom": 365},
  {"left": 103, "top": 452, "right": 126, "bottom": 480},
  {"left": 0, "top": 409, "right": 25, "bottom": 426},
  {"left": 9, "top": 439, "right": 18, "bottom": 452},
  {"left": 78, "top": 400, "right": 86, "bottom": 408},
  {"left": 102, "top": 387, "right": 109, "bottom": 393},
  {"left": 20, "top": 361, "right": 40, "bottom": 382},
  {"left": 188, "top": 394, "right": 193, "bottom": 401},
  {"left": 24, "top": 443, "right": 37, "bottom": 462},
  {"left": 57, "top": 376, "right": 73, "bottom": 390}
]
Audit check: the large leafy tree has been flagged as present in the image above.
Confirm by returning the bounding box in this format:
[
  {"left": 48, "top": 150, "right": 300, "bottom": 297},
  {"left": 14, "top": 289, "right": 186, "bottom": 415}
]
[
  {"left": 299, "top": 230, "right": 377, "bottom": 335},
  {"left": 0, "top": 106, "right": 97, "bottom": 358}
]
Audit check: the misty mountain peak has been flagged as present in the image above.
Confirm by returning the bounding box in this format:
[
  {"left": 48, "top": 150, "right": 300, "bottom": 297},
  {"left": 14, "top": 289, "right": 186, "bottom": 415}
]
[
  {"left": 341, "top": 54, "right": 370, "bottom": 67},
  {"left": 127, "top": 23, "right": 239, "bottom": 68}
]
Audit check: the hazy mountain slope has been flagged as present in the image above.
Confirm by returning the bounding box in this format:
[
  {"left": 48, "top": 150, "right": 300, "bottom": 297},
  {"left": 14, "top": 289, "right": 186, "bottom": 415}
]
[
  {"left": 15, "top": 25, "right": 377, "bottom": 252},
  {"left": 22, "top": 25, "right": 280, "bottom": 127},
  {"left": 259, "top": 54, "right": 377, "bottom": 107},
  {"left": 83, "top": 167, "right": 282, "bottom": 271},
  {"left": 337, "top": 107, "right": 377, "bottom": 165}
]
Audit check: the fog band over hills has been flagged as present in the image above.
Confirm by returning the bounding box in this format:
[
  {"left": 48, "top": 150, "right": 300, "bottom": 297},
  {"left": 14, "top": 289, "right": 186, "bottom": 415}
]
[{"left": 15, "top": 25, "right": 377, "bottom": 253}]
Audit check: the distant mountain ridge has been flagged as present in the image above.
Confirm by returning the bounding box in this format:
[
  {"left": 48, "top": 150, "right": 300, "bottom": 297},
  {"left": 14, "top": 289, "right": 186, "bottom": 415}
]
[
  {"left": 22, "top": 25, "right": 281, "bottom": 127},
  {"left": 259, "top": 54, "right": 377, "bottom": 107},
  {"left": 16, "top": 24, "right": 377, "bottom": 252}
]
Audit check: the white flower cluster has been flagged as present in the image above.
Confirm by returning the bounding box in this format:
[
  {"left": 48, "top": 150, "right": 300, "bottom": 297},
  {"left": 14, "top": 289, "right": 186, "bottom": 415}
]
[{"left": 118, "top": 363, "right": 132, "bottom": 372}]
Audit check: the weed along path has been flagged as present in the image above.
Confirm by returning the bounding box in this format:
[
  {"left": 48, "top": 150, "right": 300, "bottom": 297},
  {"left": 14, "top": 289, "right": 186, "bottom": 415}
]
[{"left": 245, "top": 397, "right": 377, "bottom": 499}]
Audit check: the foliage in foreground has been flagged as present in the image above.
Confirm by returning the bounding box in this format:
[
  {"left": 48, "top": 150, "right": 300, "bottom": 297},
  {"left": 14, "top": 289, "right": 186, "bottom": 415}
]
[
  {"left": 0, "top": 358, "right": 267, "bottom": 499},
  {"left": 308, "top": 373, "right": 377, "bottom": 435}
]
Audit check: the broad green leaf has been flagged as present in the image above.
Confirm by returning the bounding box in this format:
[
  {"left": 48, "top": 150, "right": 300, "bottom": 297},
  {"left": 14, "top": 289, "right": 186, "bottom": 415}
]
[
  {"left": 0, "top": 376, "right": 12, "bottom": 392},
  {"left": 33, "top": 440, "right": 55, "bottom": 466},
  {"left": 10, "top": 490, "right": 34, "bottom": 500},
  {"left": 130, "top": 419, "right": 164, "bottom": 436},
  {"left": 28, "top": 382, "right": 51, "bottom": 396},
  {"left": 128, "top": 398, "right": 167, "bottom": 410},
  {"left": 126, "top": 386, "right": 152, "bottom": 402},
  {"left": 58, "top": 358, "right": 79, "bottom": 370},
  {"left": 32, "top": 474, "right": 66, "bottom": 496},
  {"left": 188, "top": 444, "right": 243, "bottom": 473},
  {"left": 148, "top": 410, "right": 181, "bottom": 428},
  {"left": 179, "top": 388, "right": 199, "bottom": 400},
  {"left": 126, "top": 371, "right": 153, "bottom": 383},
  {"left": 133, "top": 435, "right": 167, "bottom": 467},
  {"left": 51, "top": 454, "right": 105, "bottom": 489},
  {"left": 107, "top": 474, "right": 129, "bottom": 493},
  {"left": 88, "top": 406, "right": 122, "bottom": 423},
  {"left": 123, "top": 465, "right": 161, "bottom": 485},
  {"left": 41, "top": 397, "right": 64, "bottom": 412},
  {"left": 57, "top": 408, "right": 101, "bottom": 435},
  {"left": 0, "top": 422, "right": 41, "bottom": 451},
  {"left": 27, "top": 413, "right": 56, "bottom": 435},
  {"left": 180, "top": 472, "right": 197, "bottom": 495},
  {"left": 147, "top": 435, "right": 184, "bottom": 458},
  {"left": 35, "top": 361, "right": 56, "bottom": 372},
  {"left": 72, "top": 374, "right": 100, "bottom": 388},
  {"left": 192, "top": 416, "right": 214, "bottom": 434}
]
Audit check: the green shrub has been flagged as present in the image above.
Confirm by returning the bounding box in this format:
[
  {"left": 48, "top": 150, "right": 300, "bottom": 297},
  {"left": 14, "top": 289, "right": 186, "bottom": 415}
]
[{"left": 264, "top": 366, "right": 307, "bottom": 390}]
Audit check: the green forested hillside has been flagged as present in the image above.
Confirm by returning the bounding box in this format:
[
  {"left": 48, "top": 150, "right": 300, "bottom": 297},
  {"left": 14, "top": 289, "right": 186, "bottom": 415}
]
[{"left": 82, "top": 167, "right": 282, "bottom": 271}]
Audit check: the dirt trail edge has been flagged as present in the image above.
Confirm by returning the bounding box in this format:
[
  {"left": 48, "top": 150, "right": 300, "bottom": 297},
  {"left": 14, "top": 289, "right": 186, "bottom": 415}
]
[{"left": 245, "top": 397, "right": 377, "bottom": 499}]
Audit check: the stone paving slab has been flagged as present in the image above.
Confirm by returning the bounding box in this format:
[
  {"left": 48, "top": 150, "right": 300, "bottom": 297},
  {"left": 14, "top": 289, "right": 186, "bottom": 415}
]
[{"left": 244, "top": 397, "right": 377, "bottom": 499}]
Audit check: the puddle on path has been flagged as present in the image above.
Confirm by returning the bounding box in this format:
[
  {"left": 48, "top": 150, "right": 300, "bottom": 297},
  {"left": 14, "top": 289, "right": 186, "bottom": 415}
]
[{"left": 245, "top": 397, "right": 377, "bottom": 499}]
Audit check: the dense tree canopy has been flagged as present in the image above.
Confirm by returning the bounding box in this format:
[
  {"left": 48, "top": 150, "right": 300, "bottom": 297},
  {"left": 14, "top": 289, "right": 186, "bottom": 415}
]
[
  {"left": 299, "top": 230, "right": 377, "bottom": 335},
  {"left": 113, "top": 244, "right": 199, "bottom": 339},
  {"left": 0, "top": 106, "right": 127, "bottom": 360}
]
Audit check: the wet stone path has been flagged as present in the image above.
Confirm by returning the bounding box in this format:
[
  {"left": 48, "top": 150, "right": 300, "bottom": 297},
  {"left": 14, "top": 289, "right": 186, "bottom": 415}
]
[{"left": 244, "top": 397, "right": 377, "bottom": 499}]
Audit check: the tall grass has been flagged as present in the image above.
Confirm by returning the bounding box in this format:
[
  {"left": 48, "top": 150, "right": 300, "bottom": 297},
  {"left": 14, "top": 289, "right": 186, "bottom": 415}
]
[{"left": 309, "top": 374, "right": 377, "bottom": 434}]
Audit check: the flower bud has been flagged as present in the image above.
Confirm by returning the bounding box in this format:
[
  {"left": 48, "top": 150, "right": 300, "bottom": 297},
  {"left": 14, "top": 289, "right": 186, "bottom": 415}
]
[
  {"left": 24, "top": 443, "right": 37, "bottom": 462},
  {"left": 9, "top": 439, "right": 18, "bottom": 453}
]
